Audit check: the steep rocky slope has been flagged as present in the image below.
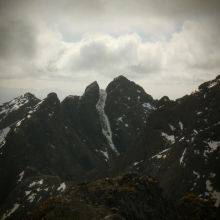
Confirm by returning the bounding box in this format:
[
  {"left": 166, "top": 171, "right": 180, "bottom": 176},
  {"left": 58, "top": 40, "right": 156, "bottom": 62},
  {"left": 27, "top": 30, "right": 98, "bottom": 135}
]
[
  {"left": 0, "top": 75, "right": 219, "bottom": 219},
  {"left": 0, "top": 93, "right": 40, "bottom": 130},
  {"left": 129, "top": 75, "right": 220, "bottom": 205}
]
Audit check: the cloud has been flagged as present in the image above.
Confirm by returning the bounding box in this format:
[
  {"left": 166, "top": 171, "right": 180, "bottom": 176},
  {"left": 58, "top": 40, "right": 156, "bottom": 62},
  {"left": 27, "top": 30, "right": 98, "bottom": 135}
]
[
  {"left": 0, "top": 20, "right": 36, "bottom": 59},
  {"left": 30, "top": 21, "right": 219, "bottom": 82},
  {"left": 0, "top": 0, "right": 220, "bottom": 100}
]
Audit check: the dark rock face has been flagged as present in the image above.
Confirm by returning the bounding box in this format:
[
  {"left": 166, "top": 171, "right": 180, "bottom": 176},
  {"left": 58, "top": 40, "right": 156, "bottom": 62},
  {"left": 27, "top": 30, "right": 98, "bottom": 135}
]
[
  {"left": 78, "top": 81, "right": 107, "bottom": 151},
  {"left": 105, "top": 75, "right": 155, "bottom": 154},
  {"left": 129, "top": 75, "right": 220, "bottom": 204},
  {"left": 0, "top": 75, "right": 220, "bottom": 219},
  {"left": 0, "top": 89, "right": 108, "bottom": 210}
]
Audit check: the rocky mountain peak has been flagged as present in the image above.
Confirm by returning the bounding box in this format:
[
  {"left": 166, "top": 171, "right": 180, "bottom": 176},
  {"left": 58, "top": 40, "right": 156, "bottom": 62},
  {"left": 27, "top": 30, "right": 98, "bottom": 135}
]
[
  {"left": 107, "top": 75, "right": 153, "bottom": 103},
  {"left": 198, "top": 74, "right": 220, "bottom": 91},
  {"left": 157, "top": 96, "right": 172, "bottom": 107},
  {"left": 160, "top": 96, "right": 170, "bottom": 102},
  {"left": 113, "top": 74, "right": 130, "bottom": 82},
  {"left": 85, "top": 81, "right": 99, "bottom": 91},
  {"left": 23, "top": 92, "right": 37, "bottom": 100},
  {"left": 83, "top": 80, "right": 99, "bottom": 97},
  {"left": 103, "top": 76, "right": 156, "bottom": 155},
  {"left": 45, "top": 92, "right": 60, "bottom": 105},
  {"left": 107, "top": 75, "right": 134, "bottom": 90},
  {"left": 0, "top": 93, "right": 40, "bottom": 130},
  {"left": 81, "top": 81, "right": 100, "bottom": 107}
]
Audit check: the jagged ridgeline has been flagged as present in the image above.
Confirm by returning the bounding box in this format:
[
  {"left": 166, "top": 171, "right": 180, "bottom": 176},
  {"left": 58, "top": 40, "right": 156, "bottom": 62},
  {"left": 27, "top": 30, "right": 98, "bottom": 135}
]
[{"left": 0, "top": 75, "right": 219, "bottom": 219}]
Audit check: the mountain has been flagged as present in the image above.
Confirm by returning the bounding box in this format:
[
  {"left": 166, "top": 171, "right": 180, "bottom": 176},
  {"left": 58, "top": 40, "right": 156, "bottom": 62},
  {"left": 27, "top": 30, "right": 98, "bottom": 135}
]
[
  {"left": 0, "top": 75, "right": 219, "bottom": 219},
  {"left": 129, "top": 75, "right": 220, "bottom": 205}
]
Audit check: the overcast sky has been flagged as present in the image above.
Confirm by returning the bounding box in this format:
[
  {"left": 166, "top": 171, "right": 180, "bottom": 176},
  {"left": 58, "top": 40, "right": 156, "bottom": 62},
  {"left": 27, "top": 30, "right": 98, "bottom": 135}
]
[{"left": 0, "top": 0, "right": 220, "bottom": 102}]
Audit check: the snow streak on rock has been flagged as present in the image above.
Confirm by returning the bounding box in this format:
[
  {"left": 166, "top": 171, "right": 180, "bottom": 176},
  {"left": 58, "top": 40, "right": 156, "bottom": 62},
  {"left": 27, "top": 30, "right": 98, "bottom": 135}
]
[
  {"left": 96, "top": 89, "right": 119, "bottom": 155},
  {"left": 0, "top": 127, "right": 10, "bottom": 149},
  {"left": 206, "top": 179, "right": 220, "bottom": 207},
  {"left": 0, "top": 95, "right": 29, "bottom": 117},
  {"left": 2, "top": 203, "right": 20, "bottom": 220},
  {"left": 161, "top": 132, "right": 175, "bottom": 144},
  {"left": 151, "top": 147, "right": 171, "bottom": 159},
  {"left": 180, "top": 148, "right": 187, "bottom": 166},
  {"left": 17, "top": 171, "right": 25, "bottom": 182},
  {"left": 57, "top": 182, "right": 66, "bottom": 192}
]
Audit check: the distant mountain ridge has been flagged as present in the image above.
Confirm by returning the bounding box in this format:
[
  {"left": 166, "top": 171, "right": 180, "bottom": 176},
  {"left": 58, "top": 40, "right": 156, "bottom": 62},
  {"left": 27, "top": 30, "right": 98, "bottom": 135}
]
[{"left": 0, "top": 75, "right": 219, "bottom": 219}]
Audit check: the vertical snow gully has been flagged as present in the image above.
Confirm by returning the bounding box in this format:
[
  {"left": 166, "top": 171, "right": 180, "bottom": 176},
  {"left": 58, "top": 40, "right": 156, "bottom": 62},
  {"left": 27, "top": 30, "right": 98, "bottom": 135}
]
[{"left": 96, "top": 89, "right": 120, "bottom": 155}]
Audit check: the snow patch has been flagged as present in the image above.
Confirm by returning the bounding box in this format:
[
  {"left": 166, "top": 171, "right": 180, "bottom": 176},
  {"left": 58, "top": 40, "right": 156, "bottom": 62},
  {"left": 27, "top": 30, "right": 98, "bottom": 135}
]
[
  {"left": 29, "top": 179, "right": 43, "bottom": 188},
  {"left": 27, "top": 193, "right": 37, "bottom": 203},
  {"left": 117, "top": 117, "right": 123, "bottom": 122},
  {"left": 0, "top": 94, "right": 29, "bottom": 117},
  {"left": 206, "top": 180, "right": 220, "bottom": 207},
  {"left": 161, "top": 132, "right": 175, "bottom": 144},
  {"left": 193, "top": 129, "right": 198, "bottom": 135},
  {"left": 32, "top": 100, "right": 43, "bottom": 111},
  {"left": 96, "top": 89, "right": 119, "bottom": 155},
  {"left": 14, "top": 118, "right": 25, "bottom": 131},
  {"left": 57, "top": 182, "right": 66, "bottom": 192},
  {"left": 142, "top": 102, "right": 155, "bottom": 114},
  {"left": 179, "top": 121, "right": 183, "bottom": 130},
  {"left": 96, "top": 149, "right": 109, "bottom": 161},
  {"left": 36, "top": 187, "right": 41, "bottom": 192},
  {"left": 169, "top": 124, "right": 175, "bottom": 131},
  {"left": 210, "top": 173, "right": 216, "bottom": 178},
  {"left": 153, "top": 154, "right": 165, "bottom": 159},
  {"left": 208, "top": 81, "right": 218, "bottom": 88},
  {"left": 133, "top": 160, "right": 143, "bottom": 166},
  {"left": 25, "top": 191, "right": 31, "bottom": 196},
  {"left": 16, "top": 120, "right": 22, "bottom": 127},
  {"left": 207, "top": 140, "right": 220, "bottom": 152},
  {"left": 180, "top": 148, "right": 187, "bottom": 166},
  {"left": 193, "top": 171, "right": 200, "bottom": 179},
  {"left": 204, "top": 140, "right": 220, "bottom": 157},
  {"left": 18, "top": 171, "right": 24, "bottom": 182},
  {"left": 0, "top": 127, "right": 10, "bottom": 148},
  {"left": 151, "top": 147, "right": 171, "bottom": 159},
  {"left": 2, "top": 203, "right": 20, "bottom": 220}
]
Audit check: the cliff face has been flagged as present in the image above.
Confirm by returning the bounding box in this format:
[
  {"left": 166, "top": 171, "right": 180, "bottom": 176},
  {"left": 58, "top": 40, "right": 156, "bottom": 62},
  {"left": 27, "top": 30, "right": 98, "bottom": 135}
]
[
  {"left": 0, "top": 75, "right": 219, "bottom": 219},
  {"left": 130, "top": 75, "right": 220, "bottom": 204}
]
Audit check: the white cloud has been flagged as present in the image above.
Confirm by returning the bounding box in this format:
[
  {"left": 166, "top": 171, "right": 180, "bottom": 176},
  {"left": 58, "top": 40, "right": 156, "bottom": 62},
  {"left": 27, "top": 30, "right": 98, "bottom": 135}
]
[{"left": 0, "top": 0, "right": 219, "bottom": 100}]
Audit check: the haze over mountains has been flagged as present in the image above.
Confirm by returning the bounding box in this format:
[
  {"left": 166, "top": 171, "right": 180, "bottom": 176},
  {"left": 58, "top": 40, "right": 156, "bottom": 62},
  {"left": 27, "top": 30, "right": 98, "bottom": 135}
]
[{"left": 0, "top": 74, "right": 219, "bottom": 219}]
